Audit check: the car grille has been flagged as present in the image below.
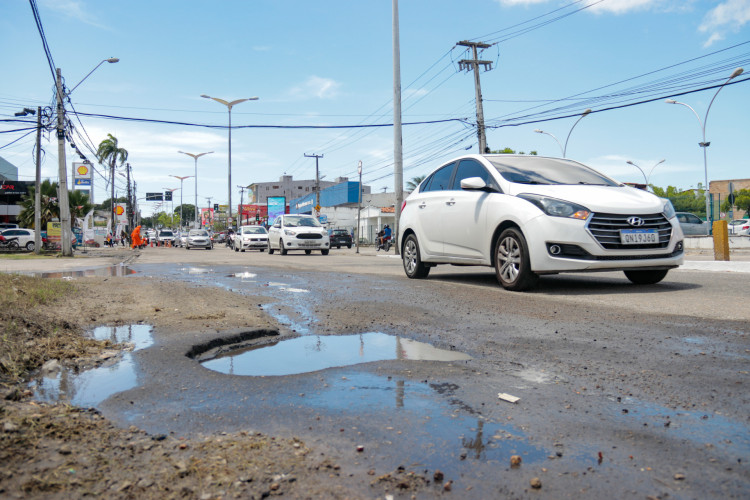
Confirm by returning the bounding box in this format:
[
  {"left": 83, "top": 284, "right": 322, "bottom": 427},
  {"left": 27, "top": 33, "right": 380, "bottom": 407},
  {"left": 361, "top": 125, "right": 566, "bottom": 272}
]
[
  {"left": 587, "top": 213, "right": 672, "bottom": 249},
  {"left": 297, "top": 233, "right": 322, "bottom": 240}
]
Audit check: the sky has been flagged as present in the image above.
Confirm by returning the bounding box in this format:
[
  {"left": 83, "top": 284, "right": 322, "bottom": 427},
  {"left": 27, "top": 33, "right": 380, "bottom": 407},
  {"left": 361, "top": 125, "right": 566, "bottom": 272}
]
[{"left": 1, "top": 0, "right": 749, "bottom": 217}]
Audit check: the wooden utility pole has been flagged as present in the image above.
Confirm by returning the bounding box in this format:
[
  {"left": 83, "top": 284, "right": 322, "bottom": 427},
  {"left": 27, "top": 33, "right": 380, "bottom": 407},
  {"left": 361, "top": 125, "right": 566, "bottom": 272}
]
[
  {"left": 457, "top": 40, "right": 493, "bottom": 153},
  {"left": 304, "top": 153, "right": 323, "bottom": 217}
]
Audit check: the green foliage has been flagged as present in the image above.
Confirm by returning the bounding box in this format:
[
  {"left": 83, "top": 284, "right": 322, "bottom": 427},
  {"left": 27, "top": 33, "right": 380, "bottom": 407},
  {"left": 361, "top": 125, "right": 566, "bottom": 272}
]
[
  {"left": 405, "top": 176, "right": 426, "bottom": 192},
  {"left": 95, "top": 197, "right": 128, "bottom": 211},
  {"left": 650, "top": 185, "right": 706, "bottom": 218},
  {"left": 721, "top": 188, "right": 750, "bottom": 214},
  {"left": 489, "top": 148, "right": 538, "bottom": 155},
  {"left": 16, "top": 180, "right": 92, "bottom": 230}
]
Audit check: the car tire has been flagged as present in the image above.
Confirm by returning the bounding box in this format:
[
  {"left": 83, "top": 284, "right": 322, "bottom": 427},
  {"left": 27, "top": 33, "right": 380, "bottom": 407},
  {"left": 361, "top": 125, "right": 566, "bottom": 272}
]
[
  {"left": 624, "top": 269, "right": 669, "bottom": 285},
  {"left": 305, "top": 249, "right": 312, "bottom": 255},
  {"left": 321, "top": 249, "right": 329, "bottom": 255},
  {"left": 268, "top": 242, "right": 274, "bottom": 254},
  {"left": 279, "top": 240, "right": 287, "bottom": 255},
  {"left": 347, "top": 244, "right": 352, "bottom": 249},
  {"left": 235, "top": 246, "right": 239, "bottom": 252},
  {"left": 402, "top": 234, "right": 430, "bottom": 279},
  {"left": 26, "top": 241, "right": 35, "bottom": 252},
  {"left": 494, "top": 228, "right": 538, "bottom": 291}
]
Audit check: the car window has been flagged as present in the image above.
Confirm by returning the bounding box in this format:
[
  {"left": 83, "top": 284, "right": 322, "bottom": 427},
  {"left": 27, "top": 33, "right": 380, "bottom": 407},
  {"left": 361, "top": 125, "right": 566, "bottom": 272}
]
[
  {"left": 422, "top": 163, "right": 456, "bottom": 192},
  {"left": 687, "top": 214, "right": 702, "bottom": 224},
  {"left": 273, "top": 218, "right": 282, "bottom": 228},
  {"left": 452, "top": 159, "right": 498, "bottom": 191},
  {"left": 677, "top": 214, "right": 687, "bottom": 223},
  {"left": 486, "top": 156, "right": 619, "bottom": 186}
]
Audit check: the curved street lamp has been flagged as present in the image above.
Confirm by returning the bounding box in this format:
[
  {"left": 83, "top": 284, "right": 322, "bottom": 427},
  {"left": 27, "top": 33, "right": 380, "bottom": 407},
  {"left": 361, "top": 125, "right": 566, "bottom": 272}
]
[
  {"left": 626, "top": 159, "right": 665, "bottom": 186},
  {"left": 201, "top": 94, "right": 259, "bottom": 230},
  {"left": 178, "top": 151, "right": 213, "bottom": 228},
  {"left": 533, "top": 129, "right": 563, "bottom": 156},
  {"left": 665, "top": 67, "right": 744, "bottom": 231},
  {"left": 563, "top": 108, "right": 592, "bottom": 158}
]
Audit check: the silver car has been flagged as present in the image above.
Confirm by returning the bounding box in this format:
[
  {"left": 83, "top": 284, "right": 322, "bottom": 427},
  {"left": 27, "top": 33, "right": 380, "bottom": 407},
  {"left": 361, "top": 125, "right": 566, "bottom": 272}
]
[
  {"left": 676, "top": 212, "right": 709, "bottom": 235},
  {"left": 234, "top": 225, "right": 268, "bottom": 252},
  {"left": 185, "top": 229, "right": 213, "bottom": 250}
]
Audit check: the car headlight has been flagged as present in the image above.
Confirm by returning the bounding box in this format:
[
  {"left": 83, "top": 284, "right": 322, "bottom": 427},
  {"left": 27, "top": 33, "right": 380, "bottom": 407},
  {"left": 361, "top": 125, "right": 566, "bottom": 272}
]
[
  {"left": 662, "top": 199, "right": 676, "bottom": 219},
  {"left": 283, "top": 229, "right": 297, "bottom": 236},
  {"left": 517, "top": 194, "right": 590, "bottom": 220}
]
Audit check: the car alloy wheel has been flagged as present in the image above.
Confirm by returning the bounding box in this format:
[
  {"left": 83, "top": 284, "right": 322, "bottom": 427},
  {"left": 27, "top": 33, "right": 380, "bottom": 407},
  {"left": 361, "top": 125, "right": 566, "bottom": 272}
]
[
  {"left": 280, "top": 239, "right": 287, "bottom": 255},
  {"left": 26, "top": 241, "right": 35, "bottom": 252},
  {"left": 494, "top": 228, "right": 538, "bottom": 291},
  {"left": 402, "top": 234, "right": 429, "bottom": 279}
]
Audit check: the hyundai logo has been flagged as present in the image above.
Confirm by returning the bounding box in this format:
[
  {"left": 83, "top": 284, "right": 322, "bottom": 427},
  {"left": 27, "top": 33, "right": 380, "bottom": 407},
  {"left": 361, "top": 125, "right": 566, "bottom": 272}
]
[{"left": 627, "top": 216, "right": 645, "bottom": 227}]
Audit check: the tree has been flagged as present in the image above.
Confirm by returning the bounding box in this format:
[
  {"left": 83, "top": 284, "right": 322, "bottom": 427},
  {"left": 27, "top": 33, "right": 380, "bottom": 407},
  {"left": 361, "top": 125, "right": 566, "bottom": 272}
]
[
  {"left": 405, "top": 175, "right": 426, "bottom": 193},
  {"left": 721, "top": 188, "right": 750, "bottom": 215},
  {"left": 68, "top": 190, "right": 94, "bottom": 222},
  {"left": 95, "top": 196, "right": 129, "bottom": 212},
  {"left": 489, "top": 148, "right": 538, "bottom": 155},
  {"left": 95, "top": 134, "right": 128, "bottom": 224},
  {"left": 651, "top": 185, "right": 706, "bottom": 218},
  {"left": 17, "top": 180, "right": 58, "bottom": 230}
]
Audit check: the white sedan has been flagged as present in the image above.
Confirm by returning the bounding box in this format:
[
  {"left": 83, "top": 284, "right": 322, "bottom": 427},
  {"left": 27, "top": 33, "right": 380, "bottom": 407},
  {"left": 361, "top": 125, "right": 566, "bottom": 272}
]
[
  {"left": 1, "top": 228, "right": 36, "bottom": 251},
  {"left": 267, "top": 214, "right": 330, "bottom": 255},
  {"left": 399, "top": 154, "right": 684, "bottom": 291},
  {"left": 234, "top": 225, "right": 268, "bottom": 252}
]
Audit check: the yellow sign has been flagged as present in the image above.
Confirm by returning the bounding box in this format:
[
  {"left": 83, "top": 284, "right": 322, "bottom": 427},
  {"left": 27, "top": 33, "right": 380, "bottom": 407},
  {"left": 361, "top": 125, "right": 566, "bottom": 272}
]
[
  {"left": 315, "top": 204, "right": 321, "bottom": 212},
  {"left": 77, "top": 164, "right": 89, "bottom": 176}
]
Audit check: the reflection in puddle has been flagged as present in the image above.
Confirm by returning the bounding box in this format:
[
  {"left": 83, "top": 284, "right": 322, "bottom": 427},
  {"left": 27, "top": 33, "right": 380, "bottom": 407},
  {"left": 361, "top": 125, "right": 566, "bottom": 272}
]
[
  {"left": 232, "top": 272, "right": 257, "bottom": 279},
  {"left": 29, "top": 265, "right": 136, "bottom": 279},
  {"left": 31, "top": 324, "right": 153, "bottom": 407},
  {"left": 200, "top": 332, "right": 471, "bottom": 376}
]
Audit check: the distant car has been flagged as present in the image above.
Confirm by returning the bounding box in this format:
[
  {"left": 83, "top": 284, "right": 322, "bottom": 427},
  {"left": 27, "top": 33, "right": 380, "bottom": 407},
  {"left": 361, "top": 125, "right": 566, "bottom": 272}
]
[
  {"left": 329, "top": 229, "right": 353, "bottom": 249},
  {"left": 145, "top": 229, "right": 157, "bottom": 243},
  {"left": 399, "top": 154, "right": 684, "bottom": 291},
  {"left": 0, "top": 228, "right": 35, "bottom": 251},
  {"left": 234, "top": 225, "right": 268, "bottom": 252},
  {"left": 0, "top": 223, "right": 19, "bottom": 230},
  {"left": 676, "top": 212, "right": 709, "bottom": 235},
  {"left": 215, "top": 231, "right": 227, "bottom": 244},
  {"left": 175, "top": 233, "right": 187, "bottom": 247},
  {"left": 157, "top": 229, "right": 176, "bottom": 246},
  {"left": 268, "top": 214, "right": 330, "bottom": 255},
  {"left": 728, "top": 218, "right": 750, "bottom": 236},
  {"left": 185, "top": 229, "right": 213, "bottom": 250}
]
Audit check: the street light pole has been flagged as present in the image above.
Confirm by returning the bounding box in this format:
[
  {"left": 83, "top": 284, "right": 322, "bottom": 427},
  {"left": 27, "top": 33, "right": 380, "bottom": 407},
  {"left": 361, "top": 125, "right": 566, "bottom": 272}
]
[
  {"left": 665, "top": 67, "right": 743, "bottom": 230},
  {"left": 178, "top": 151, "right": 213, "bottom": 228},
  {"left": 626, "top": 159, "right": 664, "bottom": 186},
  {"left": 170, "top": 175, "right": 193, "bottom": 230},
  {"left": 563, "top": 108, "right": 592, "bottom": 158},
  {"left": 55, "top": 58, "right": 118, "bottom": 256},
  {"left": 357, "top": 160, "right": 362, "bottom": 254},
  {"left": 533, "top": 129, "right": 564, "bottom": 156},
  {"left": 200, "top": 94, "right": 259, "bottom": 231}
]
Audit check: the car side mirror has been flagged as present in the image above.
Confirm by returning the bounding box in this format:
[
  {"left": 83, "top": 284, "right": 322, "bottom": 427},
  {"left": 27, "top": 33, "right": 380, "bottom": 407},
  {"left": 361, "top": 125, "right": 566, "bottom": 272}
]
[{"left": 460, "top": 177, "right": 489, "bottom": 191}]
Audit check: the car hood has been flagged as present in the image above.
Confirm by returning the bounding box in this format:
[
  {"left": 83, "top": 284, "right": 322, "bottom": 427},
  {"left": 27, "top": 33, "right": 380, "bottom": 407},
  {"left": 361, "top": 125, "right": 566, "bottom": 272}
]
[
  {"left": 284, "top": 226, "right": 326, "bottom": 234},
  {"left": 508, "top": 184, "right": 665, "bottom": 214}
]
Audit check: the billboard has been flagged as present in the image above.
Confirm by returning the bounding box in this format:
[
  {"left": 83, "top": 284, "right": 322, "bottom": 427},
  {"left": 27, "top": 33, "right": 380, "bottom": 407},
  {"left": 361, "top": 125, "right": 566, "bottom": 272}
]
[
  {"left": 115, "top": 204, "right": 127, "bottom": 223},
  {"left": 200, "top": 207, "right": 214, "bottom": 227},
  {"left": 72, "top": 162, "right": 93, "bottom": 200},
  {"left": 267, "top": 196, "right": 286, "bottom": 225}
]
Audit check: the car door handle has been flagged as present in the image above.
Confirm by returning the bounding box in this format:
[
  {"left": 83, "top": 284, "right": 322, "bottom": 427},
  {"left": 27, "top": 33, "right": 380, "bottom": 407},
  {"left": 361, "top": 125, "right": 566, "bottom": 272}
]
[
  {"left": 418, "top": 202, "right": 427, "bottom": 209},
  {"left": 445, "top": 198, "right": 456, "bottom": 206}
]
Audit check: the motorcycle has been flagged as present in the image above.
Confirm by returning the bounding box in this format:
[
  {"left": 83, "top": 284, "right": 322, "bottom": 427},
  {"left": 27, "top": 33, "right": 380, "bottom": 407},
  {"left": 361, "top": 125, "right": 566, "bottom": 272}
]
[
  {"left": 376, "top": 235, "right": 392, "bottom": 252},
  {"left": 0, "top": 235, "right": 19, "bottom": 251}
]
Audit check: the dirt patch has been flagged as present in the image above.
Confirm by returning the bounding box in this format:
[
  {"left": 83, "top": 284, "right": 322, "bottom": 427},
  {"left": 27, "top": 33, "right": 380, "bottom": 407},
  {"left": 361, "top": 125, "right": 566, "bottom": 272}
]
[{"left": 0, "top": 272, "right": 416, "bottom": 499}]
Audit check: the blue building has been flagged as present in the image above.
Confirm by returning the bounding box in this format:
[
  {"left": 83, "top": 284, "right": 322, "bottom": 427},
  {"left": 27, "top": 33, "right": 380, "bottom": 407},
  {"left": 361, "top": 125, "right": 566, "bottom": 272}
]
[{"left": 289, "top": 180, "right": 363, "bottom": 214}]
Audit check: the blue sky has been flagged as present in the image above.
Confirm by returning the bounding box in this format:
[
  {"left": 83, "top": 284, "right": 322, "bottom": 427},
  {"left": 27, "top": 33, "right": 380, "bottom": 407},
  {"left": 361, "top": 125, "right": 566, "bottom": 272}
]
[{"left": 1, "top": 0, "right": 749, "bottom": 215}]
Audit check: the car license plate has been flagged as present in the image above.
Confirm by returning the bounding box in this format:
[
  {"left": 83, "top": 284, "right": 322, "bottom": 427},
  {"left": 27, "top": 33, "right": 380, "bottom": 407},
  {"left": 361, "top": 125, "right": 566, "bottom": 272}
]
[{"left": 620, "top": 229, "right": 658, "bottom": 245}]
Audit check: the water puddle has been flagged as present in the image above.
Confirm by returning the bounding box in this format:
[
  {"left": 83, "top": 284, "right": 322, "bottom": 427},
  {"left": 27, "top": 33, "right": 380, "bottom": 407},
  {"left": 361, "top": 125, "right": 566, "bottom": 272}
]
[
  {"left": 199, "top": 332, "right": 471, "bottom": 376},
  {"left": 29, "top": 265, "right": 136, "bottom": 279},
  {"left": 31, "top": 324, "right": 153, "bottom": 408}
]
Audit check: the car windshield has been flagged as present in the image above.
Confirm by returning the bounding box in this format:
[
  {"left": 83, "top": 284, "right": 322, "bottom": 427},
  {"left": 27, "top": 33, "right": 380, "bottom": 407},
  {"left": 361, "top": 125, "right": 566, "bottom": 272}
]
[
  {"left": 284, "top": 216, "right": 321, "bottom": 227},
  {"left": 189, "top": 230, "right": 208, "bottom": 236},
  {"left": 160, "top": 231, "right": 173, "bottom": 236},
  {"left": 485, "top": 156, "right": 619, "bottom": 186},
  {"left": 243, "top": 227, "right": 267, "bottom": 234}
]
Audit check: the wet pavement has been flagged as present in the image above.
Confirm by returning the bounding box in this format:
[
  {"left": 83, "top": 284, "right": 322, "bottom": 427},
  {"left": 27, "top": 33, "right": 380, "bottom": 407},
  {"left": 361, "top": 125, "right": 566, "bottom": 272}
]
[{"left": 24, "top": 259, "right": 750, "bottom": 497}]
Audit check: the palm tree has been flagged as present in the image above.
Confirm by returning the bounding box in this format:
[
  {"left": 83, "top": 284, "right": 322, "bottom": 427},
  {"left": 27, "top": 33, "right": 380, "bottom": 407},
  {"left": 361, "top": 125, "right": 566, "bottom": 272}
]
[
  {"left": 17, "top": 180, "right": 58, "bottom": 230},
  {"left": 96, "top": 134, "right": 128, "bottom": 227},
  {"left": 405, "top": 175, "right": 426, "bottom": 193},
  {"left": 68, "top": 190, "right": 93, "bottom": 222}
]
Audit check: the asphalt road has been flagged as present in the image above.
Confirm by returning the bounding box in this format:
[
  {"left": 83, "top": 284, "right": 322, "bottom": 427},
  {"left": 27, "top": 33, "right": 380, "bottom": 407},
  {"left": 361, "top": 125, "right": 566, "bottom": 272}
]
[{"left": 5, "top": 245, "right": 750, "bottom": 498}]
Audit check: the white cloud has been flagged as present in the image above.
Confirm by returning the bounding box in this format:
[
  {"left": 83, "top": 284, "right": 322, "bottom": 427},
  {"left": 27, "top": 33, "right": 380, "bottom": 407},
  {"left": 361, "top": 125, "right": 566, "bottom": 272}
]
[
  {"left": 39, "top": 0, "right": 108, "bottom": 29},
  {"left": 699, "top": 0, "right": 750, "bottom": 47},
  {"left": 288, "top": 76, "right": 341, "bottom": 100}
]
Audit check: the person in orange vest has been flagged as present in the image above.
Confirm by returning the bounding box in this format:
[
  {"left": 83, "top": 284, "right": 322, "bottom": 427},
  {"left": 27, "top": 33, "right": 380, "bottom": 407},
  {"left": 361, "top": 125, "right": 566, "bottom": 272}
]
[{"left": 131, "top": 225, "right": 143, "bottom": 249}]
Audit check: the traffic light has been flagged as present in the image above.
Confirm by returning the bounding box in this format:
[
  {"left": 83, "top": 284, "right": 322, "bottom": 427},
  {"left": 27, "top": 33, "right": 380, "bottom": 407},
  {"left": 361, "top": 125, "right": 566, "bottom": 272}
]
[
  {"left": 214, "top": 203, "right": 219, "bottom": 212},
  {"left": 256, "top": 213, "right": 260, "bottom": 222},
  {"left": 164, "top": 191, "right": 172, "bottom": 201}
]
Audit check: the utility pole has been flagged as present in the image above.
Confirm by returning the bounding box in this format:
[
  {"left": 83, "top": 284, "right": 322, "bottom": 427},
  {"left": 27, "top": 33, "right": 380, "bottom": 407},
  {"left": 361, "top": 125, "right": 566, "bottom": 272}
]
[
  {"left": 237, "top": 185, "right": 246, "bottom": 226},
  {"left": 205, "top": 197, "right": 212, "bottom": 229},
  {"left": 55, "top": 68, "right": 73, "bottom": 256},
  {"left": 125, "top": 163, "right": 133, "bottom": 230},
  {"left": 457, "top": 40, "right": 493, "bottom": 154},
  {"left": 304, "top": 153, "right": 323, "bottom": 217},
  {"left": 393, "top": 0, "right": 403, "bottom": 255},
  {"left": 34, "top": 106, "right": 42, "bottom": 254}
]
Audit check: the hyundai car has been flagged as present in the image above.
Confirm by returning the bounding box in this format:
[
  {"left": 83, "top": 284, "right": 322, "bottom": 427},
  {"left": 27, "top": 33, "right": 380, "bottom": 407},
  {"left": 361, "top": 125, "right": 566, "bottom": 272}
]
[{"left": 398, "top": 154, "right": 684, "bottom": 291}]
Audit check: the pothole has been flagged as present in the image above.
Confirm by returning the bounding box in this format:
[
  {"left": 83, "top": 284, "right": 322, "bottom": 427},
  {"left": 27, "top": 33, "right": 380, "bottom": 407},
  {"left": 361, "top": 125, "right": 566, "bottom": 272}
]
[
  {"left": 28, "top": 265, "right": 136, "bottom": 279},
  {"left": 196, "top": 332, "right": 471, "bottom": 377}
]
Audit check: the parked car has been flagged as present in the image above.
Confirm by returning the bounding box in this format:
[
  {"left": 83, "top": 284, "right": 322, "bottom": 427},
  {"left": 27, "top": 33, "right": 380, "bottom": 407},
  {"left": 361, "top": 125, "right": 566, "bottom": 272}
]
[
  {"left": 234, "top": 225, "right": 268, "bottom": 252},
  {"left": 676, "top": 212, "right": 709, "bottom": 235},
  {"left": 398, "top": 154, "right": 684, "bottom": 291},
  {"left": 157, "top": 229, "right": 176, "bottom": 246},
  {"left": 0, "top": 228, "right": 36, "bottom": 251},
  {"left": 185, "top": 229, "right": 213, "bottom": 250},
  {"left": 0, "top": 223, "right": 19, "bottom": 230},
  {"left": 267, "top": 214, "right": 330, "bottom": 255},
  {"left": 728, "top": 218, "right": 750, "bottom": 236},
  {"left": 329, "top": 228, "right": 353, "bottom": 249}
]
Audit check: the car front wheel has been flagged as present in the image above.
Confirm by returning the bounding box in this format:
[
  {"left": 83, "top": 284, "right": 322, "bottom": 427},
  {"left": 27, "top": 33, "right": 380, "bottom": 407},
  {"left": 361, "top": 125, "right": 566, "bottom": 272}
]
[
  {"left": 624, "top": 269, "right": 669, "bottom": 285},
  {"left": 402, "top": 234, "right": 429, "bottom": 279},
  {"left": 279, "top": 239, "right": 287, "bottom": 255},
  {"left": 321, "top": 249, "right": 329, "bottom": 255},
  {"left": 268, "top": 241, "right": 274, "bottom": 254},
  {"left": 494, "top": 228, "right": 538, "bottom": 291}
]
